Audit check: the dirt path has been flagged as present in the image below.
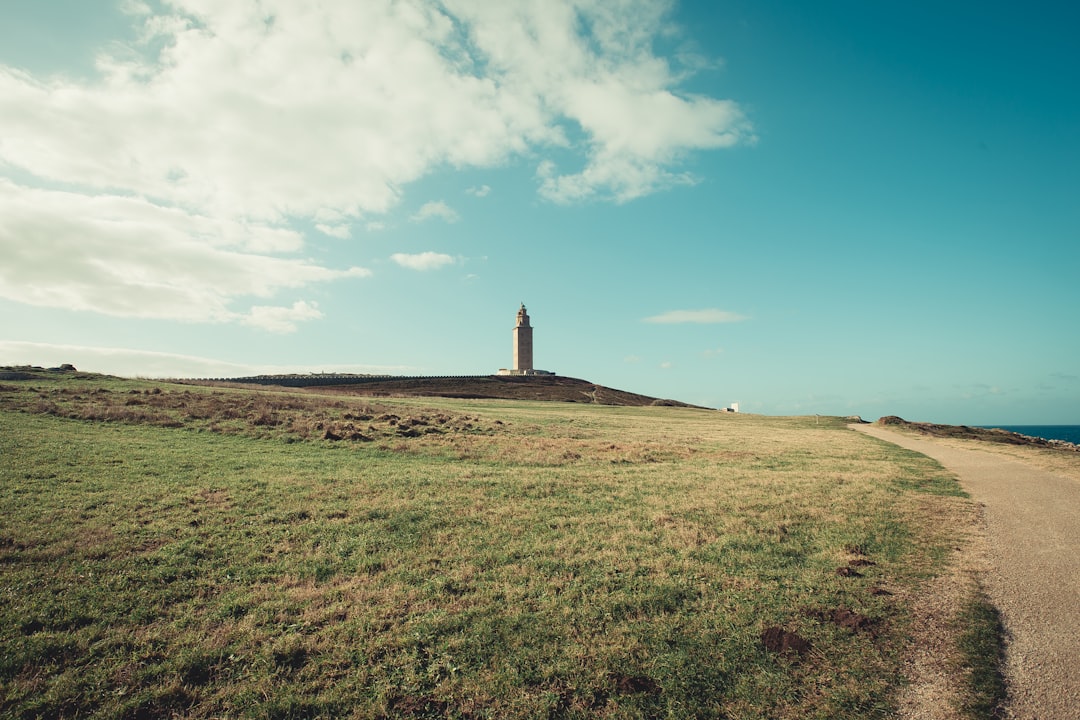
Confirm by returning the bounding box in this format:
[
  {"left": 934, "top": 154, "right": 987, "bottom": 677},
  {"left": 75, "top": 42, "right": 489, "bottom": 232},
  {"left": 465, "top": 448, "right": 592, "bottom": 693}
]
[{"left": 856, "top": 425, "right": 1080, "bottom": 719}]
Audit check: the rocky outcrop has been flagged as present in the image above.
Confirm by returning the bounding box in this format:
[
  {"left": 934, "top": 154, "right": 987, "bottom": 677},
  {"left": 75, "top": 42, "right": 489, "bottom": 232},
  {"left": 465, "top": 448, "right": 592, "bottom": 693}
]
[{"left": 874, "top": 416, "right": 1078, "bottom": 451}]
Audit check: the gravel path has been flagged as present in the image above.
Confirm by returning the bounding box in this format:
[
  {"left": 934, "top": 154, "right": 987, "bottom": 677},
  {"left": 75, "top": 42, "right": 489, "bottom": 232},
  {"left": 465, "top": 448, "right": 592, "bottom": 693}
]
[{"left": 857, "top": 425, "right": 1080, "bottom": 719}]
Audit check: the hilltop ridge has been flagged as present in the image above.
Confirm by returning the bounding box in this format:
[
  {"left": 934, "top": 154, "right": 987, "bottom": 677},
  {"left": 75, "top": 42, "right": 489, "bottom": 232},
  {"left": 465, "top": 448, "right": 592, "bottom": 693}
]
[
  {"left": 1, "top": 366, "right": 701, "bottom": 408},
  {"left": 193, "top": 373, "right": 702, "bottom": 408}
]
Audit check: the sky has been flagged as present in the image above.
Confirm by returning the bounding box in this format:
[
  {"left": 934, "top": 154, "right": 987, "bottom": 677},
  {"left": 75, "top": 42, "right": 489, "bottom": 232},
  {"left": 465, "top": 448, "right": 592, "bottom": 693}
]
[{"left": 1, "top": 0, "right": 1077, "bottom": 425}]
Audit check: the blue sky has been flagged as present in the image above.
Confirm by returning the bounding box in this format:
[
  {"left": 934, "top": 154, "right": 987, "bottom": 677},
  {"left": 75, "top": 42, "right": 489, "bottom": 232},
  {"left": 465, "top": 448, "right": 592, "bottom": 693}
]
[{"left": 1, "top": 0, "right": 1077, "bottom": 424}]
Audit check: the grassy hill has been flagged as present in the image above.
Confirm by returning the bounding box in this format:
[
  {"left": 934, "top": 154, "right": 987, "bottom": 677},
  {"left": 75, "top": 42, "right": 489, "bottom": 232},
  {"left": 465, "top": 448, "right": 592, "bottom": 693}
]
[
  {"left": 1, "top": 369, "right": 986, "bottom": 719},
  {"left": 190, "top": 373, "right": 701, "bottom": 408}
]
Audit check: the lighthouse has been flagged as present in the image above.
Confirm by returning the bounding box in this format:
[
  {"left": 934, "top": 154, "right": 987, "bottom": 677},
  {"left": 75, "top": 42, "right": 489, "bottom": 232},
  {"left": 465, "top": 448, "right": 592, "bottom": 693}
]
[
  {"left": 498, "top": 304, "right": 553, "bottom": 376},
  {"left": 513, "top": 303, "right": 533, "bottom": 372}
]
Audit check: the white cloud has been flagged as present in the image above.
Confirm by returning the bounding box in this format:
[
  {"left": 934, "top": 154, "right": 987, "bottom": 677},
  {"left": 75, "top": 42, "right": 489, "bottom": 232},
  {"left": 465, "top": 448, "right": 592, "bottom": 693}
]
[
  {"left": 540, "top": 87, "right": 748, "bottom": 203},
  {"left": 0, "top": 1, "right": 749, "bottom": 221},
  {"left": 411, "top": 201, "right": 460, "bottom": 224},
  {"left": 316, "top": 223, "right": 352, "bottom": 239},
  {"left": 118, "top": 0, "right": 152, "bottom": 17},
  {"left": 451, "top": 0, "right": 753, "bottom": 203},
  {"left": 391, "top": 252, "right": 458, "bottom": 271},
  {"left": 0, "top": 1, "right": 751, "bottom": 325},
  {"left": 643, "top": 309, "right": 748, "bottom": 324},
  {"left": 314, "top": 208, "right": 352, "bottom": 238},
  {"left": 0, "top": 181, "right": 369, "bottom": 327},
  {"left": 0, "top": 340, "right": 409, "bottom": 378},
  {"left": 467, "top": 185, "right": 492, "bottom": 197},
  {"left": 241, "top": 300, "right": 324, "bottom": 333}
]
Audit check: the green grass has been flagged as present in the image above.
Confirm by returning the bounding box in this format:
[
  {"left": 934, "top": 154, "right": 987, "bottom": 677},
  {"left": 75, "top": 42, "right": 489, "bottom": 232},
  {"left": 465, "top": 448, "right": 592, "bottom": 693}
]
[
  {"left": 957, "top": 591, "right": 1007, "bottom": 719},
  {"left": 1, "top": 374, "right": 970, "bottom": 718}
]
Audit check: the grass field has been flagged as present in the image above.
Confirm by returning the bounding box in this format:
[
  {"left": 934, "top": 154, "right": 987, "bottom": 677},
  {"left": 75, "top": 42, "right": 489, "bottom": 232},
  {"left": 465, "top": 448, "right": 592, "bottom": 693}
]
[{"left": 1, "top": 372, "right": 976, "bottom": 719}]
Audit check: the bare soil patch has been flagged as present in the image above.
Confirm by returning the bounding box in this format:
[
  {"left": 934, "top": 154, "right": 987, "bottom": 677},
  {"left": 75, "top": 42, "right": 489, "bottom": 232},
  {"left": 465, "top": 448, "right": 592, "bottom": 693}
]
[{"left": 761, "top": 627, "right": 812, "bottom": 657}]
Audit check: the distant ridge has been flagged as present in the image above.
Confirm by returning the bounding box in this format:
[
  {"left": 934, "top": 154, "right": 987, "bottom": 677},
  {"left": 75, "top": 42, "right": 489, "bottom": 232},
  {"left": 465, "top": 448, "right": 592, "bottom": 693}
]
[{"left": 190, "top": 373, "right": 701, "bottom": 408}]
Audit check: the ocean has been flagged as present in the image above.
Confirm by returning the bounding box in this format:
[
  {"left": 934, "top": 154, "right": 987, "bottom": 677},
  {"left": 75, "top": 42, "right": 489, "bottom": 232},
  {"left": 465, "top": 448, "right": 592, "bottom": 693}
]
[{"left": 978, "top": 425, "right": 1080, "bottom": 445}]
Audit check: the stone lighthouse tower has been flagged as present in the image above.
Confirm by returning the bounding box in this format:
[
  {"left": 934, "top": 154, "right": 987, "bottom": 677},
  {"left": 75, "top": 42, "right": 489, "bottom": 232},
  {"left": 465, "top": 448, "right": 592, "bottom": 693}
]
[
  {"left": 498, "top": 304, "right": 552, "bottom": 376},
  {"left": 513, "top": 303, "right": 533, "bottom": 372}
]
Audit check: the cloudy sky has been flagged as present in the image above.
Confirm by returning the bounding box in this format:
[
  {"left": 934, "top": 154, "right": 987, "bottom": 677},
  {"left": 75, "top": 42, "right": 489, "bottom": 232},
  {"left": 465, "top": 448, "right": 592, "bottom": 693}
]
[{"left": 2, "top": 0, "right": 1077, "bottom": 424}]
